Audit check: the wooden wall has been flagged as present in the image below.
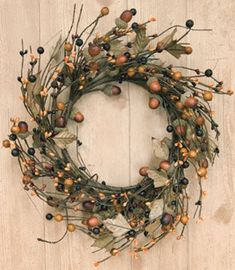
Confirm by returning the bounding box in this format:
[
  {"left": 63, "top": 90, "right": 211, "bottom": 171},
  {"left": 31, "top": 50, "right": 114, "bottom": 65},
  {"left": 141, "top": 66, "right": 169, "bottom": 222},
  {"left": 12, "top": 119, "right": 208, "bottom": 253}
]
[{"left": 0, "top": 0, "right": 234, "bottom": 269}]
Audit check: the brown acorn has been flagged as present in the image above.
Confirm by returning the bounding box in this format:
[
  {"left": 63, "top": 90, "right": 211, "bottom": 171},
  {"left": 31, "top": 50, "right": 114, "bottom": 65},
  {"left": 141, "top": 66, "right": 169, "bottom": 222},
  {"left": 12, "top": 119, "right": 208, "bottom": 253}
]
[
  {"left": 149, "top": 80, "right": 161, "bottom": 93},
  {"left": 18, "top": 121, "right": 28, "bottom": 133},
  {"left": 203, "top": 91, "right": 213, "bottom": 101},
  {"left": 88, "top": 44, "right": 101, "bottom": 57},
  {"left": 74, "top": 112, "right": 84, "bottom": 123},
  {"left": 184, "top": 46, "right": 193, "bottom": 54},
  {"left": 139, "top": 166, "right": 149, "bottom": 176},
  {"left": 2, "top": 139, "right": 10, "bottom": 148},
  {"left": 120, "top": 10, "right": 133, "bottom": 23},
  {"left": 67, "top": 223, "right": 76, "bottom": 232},
  {"left": 55, "top": 116, "right": 66, "bottom": 127},
  {"left": 64, "top": 42, "right": 73, "bottom": 52},
  {"left": 101, "top": 7, "right": 109, "bottom": 16},
  {"left": 111, "top": 85, "right": 121, "bottom": 95},
  {"left": 175, "top": 125, "right": 186, "bottom": 136},
  {"left": 87, "top": 216, "right": 100, "bottom": 227},
  {"left": 159, "top": 160, "right": 170, "bottom": 171},
  {"left": 185, "top": 96, "right": 198, "bottom": 108},
  {"left": 149, "top": 97, "right": 160, "bottom": 109},
  {"left": 11, "top": 126, "right": 20, "bottom": 134},
  {"left": 195, "top": 115, "right": 205, "bottom": 125},
  {"left": 116, "top": 55, "right": 128, "bottom": 66},
  {"left": 172, "top": 71, "right": 182, "bottom": 81}
]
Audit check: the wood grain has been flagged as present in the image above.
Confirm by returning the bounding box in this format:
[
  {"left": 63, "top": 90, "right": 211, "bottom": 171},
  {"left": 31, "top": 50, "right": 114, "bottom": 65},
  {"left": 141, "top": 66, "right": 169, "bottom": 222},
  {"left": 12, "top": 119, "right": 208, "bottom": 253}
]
[{"left": 0, "top": 0, "right": 234, "bottom": 269}]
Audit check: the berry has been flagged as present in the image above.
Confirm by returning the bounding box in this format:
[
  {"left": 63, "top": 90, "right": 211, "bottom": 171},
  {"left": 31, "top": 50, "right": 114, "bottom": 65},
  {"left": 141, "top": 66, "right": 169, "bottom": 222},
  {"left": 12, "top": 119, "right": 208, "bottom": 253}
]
[
  {"left": 37, "top": 46, "right": 44, "bottom": 54},
  {"left": 166, "top": 125, "right": 174, "bottom": 133},
  {"left": 57, "top": 74, "right": 64, "bottom": 83},
  {"left": 27, "top": 147, "right": 35, "bottom": 156},
  {"left": 131, "top": 22, "right": 139, "bottom": 30},
  {"left": 11, "top": 148, "right": 20, "bottom": 157},
  {"left": 160, "top": 213, "right": 173, "bottom": 225},
  {"left": 19, "top": 50, "right": 24, "bottom": 56},
  {"left": 17, "top": 76, "right": 22, "bottom": 82},
  {"left": 185, "top": 19, "right": 194, "bottom": 29},
  {"left": 124, "top": 51, "right": 131, "bottom": 58},
  {"left": 140, "top": 56, "right": 147, "bottom": 64},
  {"left": 18, "top": 121, "right": 28, "bottom": 133},
  {"left": 182, "top": 161, "right": 190, "bottom": 169},
  {"left": 76, "top": 38, "right": 83, "bottom": 47},
  {"left": 205, "top": 69, "right": 213, "bottom": 77},
  {"left": 46, "top": 213, "right": 53, "bottom": 220},
  {"left": 51, "top": 80, "right": 58, "bottom": 88},
  {"left": 171, "top": 200, "right": 177, "bottom": 206},
  {"left": 9, "top": 134, "right": 17, "bottom": 141},
  {"left": 196, "top": 127, "right": 203, "bottom": 137},
  {"left": 102, "top": 43, "right": 111, "bottom": 51},
  {"left": 92, "top": 227, "right": 100, "bottom": 235},
  {"left": 128, "top": 229, "right": 136, "bottom": 237},
  {"left": 180, "top": 177, "right": 189, "bottom": 185},
  {"left": 130, "top": 8, "right": 137, "bottom": 16},
  {"left": 28, "top": 75, "right": 36, "bottom": 83}
]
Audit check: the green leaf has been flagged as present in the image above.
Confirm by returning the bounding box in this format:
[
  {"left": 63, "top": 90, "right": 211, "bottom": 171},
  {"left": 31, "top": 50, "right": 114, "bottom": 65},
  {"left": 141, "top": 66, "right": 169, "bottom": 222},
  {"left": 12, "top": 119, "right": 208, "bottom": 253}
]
[
  {"left": 147, "top": 169, "right": 168, "bottom": 188},
  {"left": 161, "top": 28, "right": 177, "bottom": 47},
  {"left": 52, "top": 130, "right": 77, "bottom": 149},
  {"left": 165, "top": 41, "right": 186, "bottom": 59},
  {"left": 131, "top": 27, "right": 150, "bottom": 54},
  {"left": 91, "top": 234, "right": 114, "bottom": 251}
]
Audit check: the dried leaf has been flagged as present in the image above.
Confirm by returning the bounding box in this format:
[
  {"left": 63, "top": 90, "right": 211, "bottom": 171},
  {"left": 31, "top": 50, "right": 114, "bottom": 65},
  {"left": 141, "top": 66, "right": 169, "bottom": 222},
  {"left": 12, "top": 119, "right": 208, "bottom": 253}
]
[
  {"left": 104, "top": 214, "right": 131, "bottom": 237},
  {"left": 161, "top": 28, "right": 177, "bottom": 47},
  {"left": 52, "top": 130, "right": 77, "bottom": 149},
  {"left": 110, "top": 40, "right": 124, "bottom": 55},
  {"left": 165, "top": 41, "right": 186, "bottom": 59},
  {"left": 92, "top": 234, "right": 114, "bottom": 251},
  {"left": 149, "top": 199, "right": 164, "bottom": 220},
  {"left": 147, "top": 169, "right": 168, "bottom": 188},
  {"left": 131, "top": 27, "right": 150, "bottom": 54},
  {"left": 145, "top": 218, "right": 161, "bottom": 234},
  {"left": 152, "top": 137, "right": 169, "bottom": 161}
]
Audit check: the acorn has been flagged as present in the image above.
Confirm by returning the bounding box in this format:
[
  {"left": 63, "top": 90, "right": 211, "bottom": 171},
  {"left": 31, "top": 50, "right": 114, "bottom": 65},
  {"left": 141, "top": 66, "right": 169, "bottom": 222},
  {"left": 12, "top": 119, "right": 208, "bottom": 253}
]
[
  {"left": 120, "top": 10, "right": 133, "bottom": 23},
  {"left": 101, "top": 7, "right": 109, "bottom": 16},
  {"left": 116, "top": 55, "right": 128, "bottom": 66},
  {"left": 11, "top": 126, "right": 20, "bottom": 134},
  {"left": 180, "top": 215, "right": 189, "bottom": 225},
  {"left": 67, "top": 223, "right": 76, "bottom": 232},
  {"left": 2, "top": 139, "right": 10, "bottom": 148},
  {"left": 139, "top": 166, "right": 149, "bottom": 176},
  {"left": 185, "top": 96, "right": 198, "bottom": 108},
  {"left": 176, "top": 101, "right": 184, "bottom": 110},
  {"left": 82, "top": 200, "right": 95, "bottom": 210},
  {"left": 54, "top": 213, "right": 63, "bottom": 222},
  {"left": 195, "top": 116, "right": 205, "bottom": 126},
  {"left": 160, "top": 213, "right": 173, "bottom": 225},
  {"left": 87, "top": 216, "right": 100, "bottom": 227},
  {"left": 64, "top": 42, "right": 73, "bottom": 51},
  {"left": 184, "top": 46, "right": 193, "bottom": 54},
  {"left": 56, "top": 116, "right": 66, "bottom": 127},
  {"left": 149, "top": 97, "right": 160, "bottom": 109},
  {"left": 111, "top": 85, "right": 121, "bottom": 95},
  {"left": 188, "top": 149, "right": 197, "bottom": 158},
  {"left": 149, "top": 80, "right": 161, "bottom": 93},
  {"left": 159, "top": 160, "right": 170, "bottom": 171},
  {"left": 73, "top": 112, "right": 84, "bottom": 123},
  {"left": 64, "top": 178, "right": 74, "bottom": 186},
  {"left": 197, "top": 167, "right": 207, "bottom": 177},
  {"left": 88, "top": 44, "right": 101, "bottom": 57},
  {"left": 203, "top": 91, "right": 213, "bottom": 101},
  {"left": 175, "top": 125, "right": 186, "bottom": 136},
  {"left": 172, "top": 71, "right": 182, "bottom": 81},
  {"left": 56, "top": 102, "right": 65, "bottom": 110}
]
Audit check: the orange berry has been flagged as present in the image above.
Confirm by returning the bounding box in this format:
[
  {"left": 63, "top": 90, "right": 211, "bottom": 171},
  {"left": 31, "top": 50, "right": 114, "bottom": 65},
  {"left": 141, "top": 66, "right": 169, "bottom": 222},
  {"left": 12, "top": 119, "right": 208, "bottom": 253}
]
[
  {"left": 195, "top": 116, "right": 205, "bottom": 125},
  {"left": 56, "top": 102, "right": 65, "bottom": 110},
  {"left": 197, "top": 167, "right": 207, "bottom": 177},
  {"left": 149, "top": 97, "right": 160, "bottom": 109},
  {"left": 139, "top": 166, "right": 149, "bottom": 176},
  {"left": 172, "top": 71, "right": 182, "bottom": 81},
  {"left": 87, "top": 216, "right": 99, "bottom": 227},
  {"left": 2, "top": 139, "right": 10, "bottom": 148},
  {"left": 67, "top": 223, "right": 76, "bottom": 232},
  {"left": 159, "top": 160, "right": 170, "bottom": 171},
  {"left": 116, "top": 55, "right": 128, "bottom": 66},
  {"left": 120, "top": 10, "right": 133, "bottom": 23},
  {"left": 203, "top": 91, "right": 213, "bottom": 101},
  {"left": 149, "top": 80, "right": 161, "bottom": 93},
  {"left": 74, "top": 112, "right": 84, "bottom": 123},
  {"left": 54, "top": 213, "right": 63, "bottom": 222},
  {"left": 184, "top": 47, "right": 193, "bottom": 54},
  {"left": 180, "top": 215, "right": 189, "bottom": 225},
  {"left": 101, "top": 7, "right": 109, "bottom": 16},
  {"left": 185, "top": 96, "right": 198, "bottom": 108}
]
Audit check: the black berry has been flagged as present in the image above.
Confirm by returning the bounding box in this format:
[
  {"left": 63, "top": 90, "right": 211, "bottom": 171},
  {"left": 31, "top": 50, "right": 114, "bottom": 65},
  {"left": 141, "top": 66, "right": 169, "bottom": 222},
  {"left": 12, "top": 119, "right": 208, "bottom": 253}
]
[
  {"left": 9, "top": 134, "right": 17, "bottom": 141},
  {"left": 102, "top": 43, "right": 111, "bottom": 51},
  {"left": 11, "top": 148, "right": 20, "bottom": 157},
  {"left": 27, "top": 147, "right": 35, "bottom": 156},
  {"left": 37, "top": 46, "right": 45, "bottom": 54},
  {"left": 140, "top": 56, "right": 147, "bottom": 64},
  {"left": 180, "top": 177, "right": 189, "bottom": 185},
  {"left": 182, "top": 161, "right": 190, "bottom": 169},
  {"left": 205, "top": 69, "right": 213, "bottom": 77},
  {"left": 28, "top": 75, "right": 37, "bottom": 83},
  {"left": 46, "top": 213, "right": 53, "bottom": 220},
  {"left": 92, "top": 227, "right": 100, "bottom": 235},
  {"left": 130, "top": 8, "right": 137, "bottom": 16},
  {"left": 196, "top": 128, "right": 203, "bottom": 137},
  {"left": 124, "top": 51, "right": 131, "bottom": 58},
  {"left": 166, "top": 125, "right": 174, "bottom": 132},
  {"left": 128, "top": 229, "right": 136, "bottom": 237},
  {"left": 186, "top": 19, "right": 194, "bottom": 29},
  {"left": 160, "top": 213, "right": 173, "bottom": 225},
  {"left": 76, "top": 38, "right": 83, "bottom": 47},
  {"left": 131, "top": 22, "right": 139, "bottom": 30}
]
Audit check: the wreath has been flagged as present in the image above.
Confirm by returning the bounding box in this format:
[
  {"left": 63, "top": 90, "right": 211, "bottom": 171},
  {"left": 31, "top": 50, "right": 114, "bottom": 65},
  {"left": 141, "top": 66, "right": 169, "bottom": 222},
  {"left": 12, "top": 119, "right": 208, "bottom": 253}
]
[{"left": 3, "top": 5, "right": 232, "bottom": 267}]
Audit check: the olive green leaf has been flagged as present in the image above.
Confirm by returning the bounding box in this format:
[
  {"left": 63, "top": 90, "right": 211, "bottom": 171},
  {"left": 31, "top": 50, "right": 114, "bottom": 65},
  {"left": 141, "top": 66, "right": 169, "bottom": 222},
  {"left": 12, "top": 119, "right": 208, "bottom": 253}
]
[
  {"left": 165, "top": 41, "right": 187, "bottom": 59},
  {"left": 91, "top": 234, "right": 114, "bottom": 251},
  {"left": 131, "top": 27, "right": 150, "bottom": 54},
  {"left": 161, "top": 28, "right": 177, "bottom": 47},
  {"left": 152, "top": 137, "right": 169, "bottom": 161},
  {"left": 52, "top": 130, "right": 77, "bottom": 149}
]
